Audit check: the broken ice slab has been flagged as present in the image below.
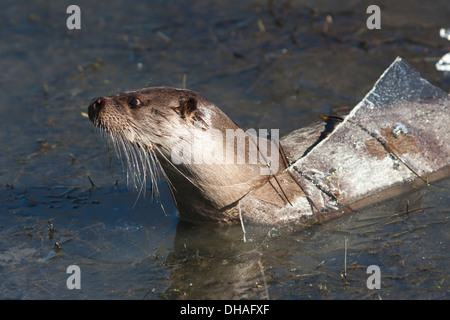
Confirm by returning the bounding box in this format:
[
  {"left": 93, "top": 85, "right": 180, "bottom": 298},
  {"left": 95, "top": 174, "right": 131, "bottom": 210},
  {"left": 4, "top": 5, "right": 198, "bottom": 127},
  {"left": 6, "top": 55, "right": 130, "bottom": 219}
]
[
  {"left": 241, "top": 57, "right": 449, "bottom": 225},
  {"left": 289, "top": 57, "right": 449, "bottom": 220}
]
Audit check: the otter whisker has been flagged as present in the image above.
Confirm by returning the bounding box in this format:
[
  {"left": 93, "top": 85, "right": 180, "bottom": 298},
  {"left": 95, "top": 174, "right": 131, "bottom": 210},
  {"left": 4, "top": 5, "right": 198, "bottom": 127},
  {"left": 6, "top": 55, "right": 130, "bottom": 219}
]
[{"left": 97, "top": 128, "right": 165, "bottom": 203}]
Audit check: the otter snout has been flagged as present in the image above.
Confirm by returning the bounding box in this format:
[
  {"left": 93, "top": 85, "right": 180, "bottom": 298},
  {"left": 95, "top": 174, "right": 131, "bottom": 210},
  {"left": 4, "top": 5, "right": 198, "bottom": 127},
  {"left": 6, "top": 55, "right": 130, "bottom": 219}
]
[{"left": 88, "top": 97, "right": 106, "bottom": 122}]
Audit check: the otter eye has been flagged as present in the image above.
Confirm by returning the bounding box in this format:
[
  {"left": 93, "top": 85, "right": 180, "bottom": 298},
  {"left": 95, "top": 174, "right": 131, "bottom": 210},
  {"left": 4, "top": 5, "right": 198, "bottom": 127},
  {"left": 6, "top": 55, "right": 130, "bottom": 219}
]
[{"left": 128, "top": 98, "right": 141, "bottom": 108}]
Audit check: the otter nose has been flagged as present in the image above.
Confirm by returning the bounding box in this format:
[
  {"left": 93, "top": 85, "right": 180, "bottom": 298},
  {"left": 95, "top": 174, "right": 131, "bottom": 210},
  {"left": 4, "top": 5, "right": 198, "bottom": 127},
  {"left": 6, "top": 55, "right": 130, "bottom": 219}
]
[
  {"left": 88, "top": 97, "right": 106, "bottom": 121},
  {"left": 89, "top": 97, "right": 105, "bottom": 110}
]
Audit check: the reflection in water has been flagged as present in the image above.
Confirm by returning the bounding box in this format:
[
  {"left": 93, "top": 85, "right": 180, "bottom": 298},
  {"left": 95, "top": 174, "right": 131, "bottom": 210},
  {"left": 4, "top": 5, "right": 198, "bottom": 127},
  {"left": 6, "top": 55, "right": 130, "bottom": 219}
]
[{"left": 166, "top": 221, "right": 264, "bottom": 299}]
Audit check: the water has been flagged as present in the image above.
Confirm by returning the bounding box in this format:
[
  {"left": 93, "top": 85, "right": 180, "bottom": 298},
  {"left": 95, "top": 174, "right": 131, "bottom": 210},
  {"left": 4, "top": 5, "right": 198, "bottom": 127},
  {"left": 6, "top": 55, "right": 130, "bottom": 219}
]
[{"left": 0, "top": 0, "right": 448, "bottom": 299}]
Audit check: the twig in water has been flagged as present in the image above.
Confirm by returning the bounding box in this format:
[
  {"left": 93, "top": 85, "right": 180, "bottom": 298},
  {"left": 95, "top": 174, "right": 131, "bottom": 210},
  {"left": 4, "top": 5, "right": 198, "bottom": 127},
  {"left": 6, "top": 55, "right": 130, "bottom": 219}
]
[
  {"left": 87, "top": 175, "right": 95, "bottom": 188},
  {"left": 238, "top": 201, "right": 247, "bottom": 243},
  {"left": 344, "top": 236, "right": 348, "bottom": 279},
  {"left": 257, "top": 260, "right": 270, "bottom": 300}
]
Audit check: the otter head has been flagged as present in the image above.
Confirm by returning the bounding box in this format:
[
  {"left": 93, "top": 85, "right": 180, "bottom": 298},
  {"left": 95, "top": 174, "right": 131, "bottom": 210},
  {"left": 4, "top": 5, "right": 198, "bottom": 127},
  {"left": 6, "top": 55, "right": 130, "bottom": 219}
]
[
  {"left": 88, "top": 87, "right": 213, "bottom": 151},
  {"left": 88, "top": 87, "right": 279, "bottom": 223}
]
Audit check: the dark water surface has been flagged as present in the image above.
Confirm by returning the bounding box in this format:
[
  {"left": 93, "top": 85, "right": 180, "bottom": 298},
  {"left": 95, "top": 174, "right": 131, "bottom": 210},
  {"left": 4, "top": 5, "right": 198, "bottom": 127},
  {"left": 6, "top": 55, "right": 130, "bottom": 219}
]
[{"left": 0, "top": 0, "right": 448, "bottom": 299}]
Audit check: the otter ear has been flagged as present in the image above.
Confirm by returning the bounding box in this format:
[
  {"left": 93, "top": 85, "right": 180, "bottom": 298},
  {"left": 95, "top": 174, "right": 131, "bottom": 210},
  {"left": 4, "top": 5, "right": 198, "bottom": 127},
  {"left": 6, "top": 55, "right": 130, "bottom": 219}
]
[
  {"left": 174, "top": 97, "right": 197, "bottom": 120},
  {"left": 173, "top": 97, "right": 208, "bottom": 129}
]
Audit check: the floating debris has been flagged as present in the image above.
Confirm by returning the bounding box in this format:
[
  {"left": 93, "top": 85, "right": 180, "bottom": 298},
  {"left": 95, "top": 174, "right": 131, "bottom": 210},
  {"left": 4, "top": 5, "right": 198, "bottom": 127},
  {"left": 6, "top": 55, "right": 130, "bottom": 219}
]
[{"left": 436, "top": 28, "right": 450, "bottom": 72}]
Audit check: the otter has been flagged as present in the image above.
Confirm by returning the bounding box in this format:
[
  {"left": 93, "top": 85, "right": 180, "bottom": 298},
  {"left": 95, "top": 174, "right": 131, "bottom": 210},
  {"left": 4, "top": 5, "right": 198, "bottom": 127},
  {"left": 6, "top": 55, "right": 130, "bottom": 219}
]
[
  {"left": 88, "top": 58, "right": 449, "bottom": 225},
  {"left": 88, "top": 86, "right": 281, "bottom": 223}
]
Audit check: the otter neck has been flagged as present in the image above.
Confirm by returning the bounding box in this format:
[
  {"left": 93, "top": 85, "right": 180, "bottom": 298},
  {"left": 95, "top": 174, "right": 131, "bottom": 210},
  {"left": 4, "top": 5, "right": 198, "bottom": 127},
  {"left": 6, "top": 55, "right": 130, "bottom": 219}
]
[{"left": 154, "top": 121, "right": 284, "bottom": 222}]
